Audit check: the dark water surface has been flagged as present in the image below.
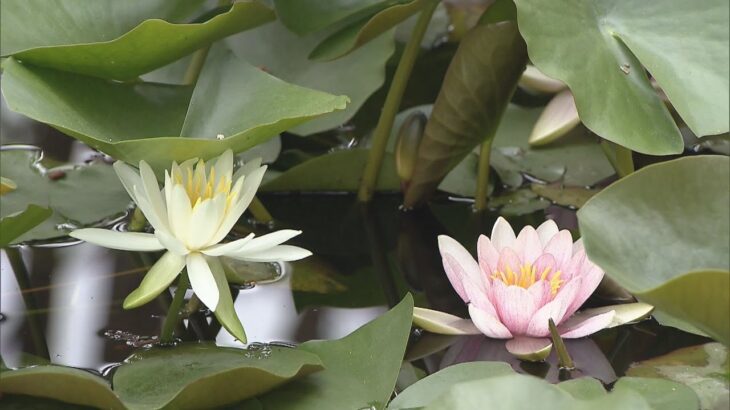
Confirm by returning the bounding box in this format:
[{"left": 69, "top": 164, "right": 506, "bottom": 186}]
[{"left": 0, "top": 193, "right": 708, "bottom": 386}]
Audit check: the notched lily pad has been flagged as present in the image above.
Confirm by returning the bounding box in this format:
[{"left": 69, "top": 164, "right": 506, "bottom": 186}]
[{"left": 112, "top": 343, "right": 324, "bottom": 410}]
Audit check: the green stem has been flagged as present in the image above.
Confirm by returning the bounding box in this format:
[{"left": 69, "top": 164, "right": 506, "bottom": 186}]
[
  {"left": 357, "top": 0, "right": 440, "bottom": 202},
  {"left": 249, "top": 196, "right": 274, "bottom": 224},
  {"left": 183, "top": 47, "right": 212, "bottom": 85},
  {"left": 600, "top": 140, "right": 635, "bottom": 178},
  {"left": 160, "top": 272, "right": 190, "bottom": 344},
  {"left": 128, "top": 207, "right": 147, "bottom": 232},
  {"left": 6, "top": 248, "right": 49, "bottom": 359},
  {"left": 548, "top": 318, "right": 575, "bottom": 369},
  {"left": 474, "top": 138, "right": 494, "bottom": 211}
]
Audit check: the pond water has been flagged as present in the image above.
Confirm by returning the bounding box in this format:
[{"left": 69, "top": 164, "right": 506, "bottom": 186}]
[{"left": 0, "top": 193, "right": 708, "bottom": 386}]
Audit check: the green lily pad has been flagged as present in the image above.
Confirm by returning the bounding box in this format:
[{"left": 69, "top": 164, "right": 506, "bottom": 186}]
[
  {"left": 613, "top": 377, "right": 701, "bottom": 410},
  {"left": 404, "top": 21, "right": 527, "bottom": 207},
  {"left": 531, "top": 183, "right": 599, "bottom": 208},
  {"left": 112, "top": 343, "right": 323, "bottom": 410},
  {"left": 578, "top": 156, "right": 730, "bottom": 344},
  {"left": 309, "top": 0, "right": 424, "bottom": 61},
  {"left": 628, "top": 343, "right": 729, "bottom": 410},
  {"left": 0, "top": 394, "right": 92, "bottom": 410},
  {"left": 388, "top": 362, "right": 514, "bottom": 409},
  {"left": 0, "top": 1, "right": 275, "bottom": 79},
  {"left": 225, "top": 19, "right": 394, "bottom": 136},
  {"left": 513, "top": 0, "right": 729, "bottom": 154},
  {"left": 273, "top": 0, "right": 412, "bottom": 35},
  {"left": 0, "top": 204, "right": 52, "bottom": 247},
  {"left": 557, "top": 377, "right": 608, "bottom": 400},
  {"left": 248, "top": 294, "right": 414, "bottom": 410},
  {"left": 0, "top": 148, "right": 129, "bottom": 243},
  {"left": 2, "top": 47, "right": 348, "bottom": 171},
  {"left": 0, "top": 365, "right": 125, "bottom": 409}
]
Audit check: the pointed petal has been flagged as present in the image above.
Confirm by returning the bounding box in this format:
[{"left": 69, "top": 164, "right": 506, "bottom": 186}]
[
  {"left": 187, "top": 195, "right": 225, "bottom": 249},
  {"left": 492, "top": 281, "right": 539, "bottom": 335},
  {"left": 207, "top": 256, "right": 246, "bottom": 342},
  {"left": 468, "top": 304, "right": 512, "bottom": 339},
  {"left": 438, "top": 235, "right": 484, "bottom": 302},
  {"left": 464, "top": 279, "right": 497, "bottom": 317},
  {"left": 477, "top": 234, "right": 499, "bottom": 275},
  {"left": 505, "top": 337, "right": 553, "bottom": 362},
  {"left": 133, "top": 185, "right": 169, "bottom": 234},
  {"left": 228, "top": 245, "right": 311, "bottom": 262},
  {"left": 514, "top": 226, "right": 542, "bottom": 265},
  {"left": 527, "top": 279, "right": 552, "bottom": 307},
  {"left": 413, "top": 307, "right": 481, "bottom": 335},
  {"left": 186, "top": 253, "right": 219, "bottom": 311},
  {"left": 232, "top": 157, "right": 263, "bottom": 181},
  {"left": 525, "top": 278, "right": 582, "bottom": 337},
  {"left": 490, "top": 217, "right": 516, "bottom": 252},
  {"left": 559, "top": 310, "right": 615, "bottom": 338},
  {"left": 528, "top": 89, "right": 580, "bottom": 146},
  {"left": 124, "top": 251, "right": 185, "bottom": 309},
  {"left": 201, "top": 233, "right": 254, "bottom": 257},
  {"left": 113, "top": 161, "right": 141, "bottom": 202},
  {"left": 214, "top": 150, "right": 234, "bottom": 184},
  {"left": 235, "top": 230, "right": 302, "bottom": 254},
  {"left": 536, "top": 219, "right": 559, "bottom": 247},
  {"left": 209, "top": 166, "right": 267, "bottom": 245},
  {"left": 167, "top": 184, "right": 192, "bottom": 241},
  {"left": 543, "top": 230, "right": 574, "bottom": 268},
  {"left": 70, "top": 229, "right": 164, "bottom": 251},
  {"left": 155, "top": 229, "right": 189, "bottom": 256},
  {"left": 565, "top": 264, "right": 605, "bottom": 318},
  {"left": 568, "top": 303, "right": 653, "bottom": 329},
  {"left": 572, "top": 238, "right": 584, "bottom": 255},
  {"left": 497, "top": 247, "right": 522, "bottom": 274},
  {"left": 139, "top": 160, "right": 168, "bottom": 223}
]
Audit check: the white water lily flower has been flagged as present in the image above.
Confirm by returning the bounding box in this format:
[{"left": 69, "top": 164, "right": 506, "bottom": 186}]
[{"left": 70, "top": 150, "right": 311, "bottom": 312}]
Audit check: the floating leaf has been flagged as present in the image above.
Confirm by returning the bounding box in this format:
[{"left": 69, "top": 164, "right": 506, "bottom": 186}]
[
  {"left": 2, "top": 47, "right": 348, "bottom": 171},
  {"left": 0, "top": 365, "right": 125, "bottom": 409},
  {"left": 0, "top": 148, "right": 128, "bottom": 243},
  {"left": 248, "top": 294, "right": 414, "bottom": 410},
  {"left": 0, "top": 204, "right": 52, "bottom": 247},
  {"left": 112, "top": 343, "right": 323, "bottom": 410},
  {"left": 404, "top": 21, "right": 527, "bottom": 207},
  {"left": 1, "top": 1, "right": 275, "bottom": 80},
  {"left": 273, "top": 0, "right": 412, "bottom": 35},
  {"left": 531, "top": 183, "right": 599, "bottom": 208},
  {"left": 578, "top": 156, "right": 730, "bottom": 343},
  {"left": 513, "top": 0, "right": 729, "bottom": 153},
  {"left": 628, "top": 343, "right": 729, "bottom": 410},
  {"left": 226, "top": 19, "right": 394, "bottom": 136},
  {"left": 613, "top": 377, "right": 701, "bottom": 410}
]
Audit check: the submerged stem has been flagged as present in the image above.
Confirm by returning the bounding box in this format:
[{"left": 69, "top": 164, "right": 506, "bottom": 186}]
[
  {"left": 128, "top": 207, "right": 147, "bottom": 232},
  {"left": 249, "top": 196, "right": 274, "bottom": 224},
  {"left": 357, "top": 0, "right": 440, "bottom": 202},
  {"left": 474, "top": 139, "right": 494, "bottom": 211},
  {"left": 548, "top": 318, "right": 575, "bottom": 370},
  {"left": 160, "top": 272, "right": 191, "bottom": 344},
  {"left": 600, "top": 140, "right": 635, "bottom": 178}
]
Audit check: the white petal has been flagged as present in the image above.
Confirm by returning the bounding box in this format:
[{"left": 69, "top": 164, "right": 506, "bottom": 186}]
[
  {"left": 155, "top": 229, "right": 189, "bottom": 256},
  {"left": 536, "top": 219, "right": 559, "bottom": 247},
  {"left": 559, "top": 310, "right": 616, "bottom": 338},
  {"left": 123, "top": 251, "right": 185, "bottom": 309},
  {"left": 237, "top": 230, "right": 302, "bottom": 254},
  {"left": 209, "top": 166, "right": 267, "bottom": 244},
  {"left": 201, "top": 233, "right": 254, "bottom": 257},
  {"left": 70, "top": 229, "right": 164, "bottom": 251},
  {"left": 113, "top": 161, "right": 141, "bottom": 202},
  {"left": 167, "top": 184, "right": 192, "bottom": 240},
  {"left": 214, "top": 150, "right": 234, "bottom": 184},
  {"left": 490, "top": 217, "right": 516, "bottom": 252},
  {"left": 133, "top": 185, "right": 169, "bottom": 233},
  {"left": 232, "top": 157, "right": 263, "bottom": 181},
  {"left": 187, "top": 195, "right": 226, "bottom": 249},
  {"left": 139, "top": 160, "right": 168, "bottom": 223},
  {"left": 437, "top": 235, "right": 486, "bottom": 302},
  {"left": 228, "top": 245, "right": 311, "bottom": 262},
  {"left": 186, "top": 253, "right": 219, "bottom": 311}
]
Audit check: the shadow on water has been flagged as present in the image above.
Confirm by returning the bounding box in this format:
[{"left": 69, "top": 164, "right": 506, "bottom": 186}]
[{"left": 0, "top": 193, "right": 709, "bottom": 382}]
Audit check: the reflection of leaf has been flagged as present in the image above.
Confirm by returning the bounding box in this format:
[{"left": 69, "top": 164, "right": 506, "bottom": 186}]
[
  {"left": 628, "top": 343, "right": 729, "bottom": 410},
  {"left": 514, "top": 0, "right": 729, "bottom": 153},
  {"left": 248, "top": 295, "right": 414, "bottom": 410},
  {"left": 531, "top": 183, "right": 599, "bottom": 208},
  {"left": 290, "top": 257, "right": 347, "bottom": 294},
  {"left": 0, "top": 1, "right": 274, "bottom": 79},
  {"left": 404, "top": 22, "right": 527, "bottom": 207},
  {"left": 579, "top": 156, "right": 730, "bottom": 343},
  {"left": 226, "top": 19, "right": 394, "bottom": 135},
  {"left": 0, "top": 148, "right": 128, "bottom": 243},
  {"left": 488, "top": 189, "right": 550, "bottom": 216},
  {"left": 0, "top": 204, "right": 52, "bottom": 247},
  {"left": 113, "top": 343, "right": 322, "bottom": 410},
  {"left": 2, "top": 48, "right": 348, "bottom": 171}
]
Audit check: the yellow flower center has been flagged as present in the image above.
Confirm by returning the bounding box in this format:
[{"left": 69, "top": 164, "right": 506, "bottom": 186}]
[
  {"left": 172, "top": 159, "right": 233, "bottom": 207},
  {"left": 491, "top": 263, "right": 563, "bottom": 295}
]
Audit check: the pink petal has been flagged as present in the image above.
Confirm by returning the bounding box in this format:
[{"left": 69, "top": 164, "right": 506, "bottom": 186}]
[
  {"left": 559, "top": 310, "right": 615, "bottom": 338},
  {"left": 492, "top": 281, "right": 539, "bottom": 335},
  {"left": 572, "top": 237, "right": 584, "bottom": 255},
  {"left": 543, "top": 230, "right": 574, "bottom": 268},
  {"left": 464, "top": 280, "right": 498, "bottom": 317},
  {"left": 561, "top": 248, "right": 587, "bottom": 282},
  {"left": 468, "top": 304, "right": 513, "bottom": 339},
  {"left": 527, "top": 280, "right": 552, "bottom": 307},
  {"left": 505, "top": 337, "right": 552, "bottom": 361},
  {"left": 513, "top": 226, "right": 543, "bottom": 265},
  {"left": 533, "top": 253, "right": 558, "bottom": 279},
  {"left": 477, "top": 234, "right": 499, "bottom": 275},
  {"left": 536, "top": 219, "right": 559, "bottom": 247},
  {"left": 497, "top": 247, "right": 522, "bottom": 273},
  {"left": 490, "top": 217, "right": 516, "bottom": 252},
  {"left": 524, "top": 278, "right": 582, "bottom": 337},
  {"left": 564, "top": 264, "right": 605, "bottom": 318},
  {"left": 438, "top": 235, "right": 484, "bottom": 302}
]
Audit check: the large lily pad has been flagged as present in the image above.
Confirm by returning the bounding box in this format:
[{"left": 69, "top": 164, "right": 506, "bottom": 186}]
[
  {"left": 403, "top": 21, "right": 527, "bottom": 207},
  {"left": 0, "top": 365, "right": 125, "bottom": 409},
  {"left": 248, "top": 294, "right": 414, "bottom": 410},
  {"left": 578, "top": 156, "right": 730, "bottom": 344},
  {"left": 225, "top": 20, "right": 394, "bottom": 136},
  {"left": 513, "top": 0, "right": 729, "bottom": 154},
  {"left": 0, "top": 148, "right": 129, "bottom": 243},
  {"left": 2, "top": 47, "right": 348, "bottom": 171},
  {"left": 113, "top": 343, "right": 323, "bottom": 409},
  {"left": 628, "top": 343, "right": 730, "bottom": 410},
  {"left": 0, "top": 1, "right": 275, "bottom": 80}
]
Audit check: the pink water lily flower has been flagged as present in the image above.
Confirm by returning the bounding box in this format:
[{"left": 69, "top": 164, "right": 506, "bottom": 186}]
[{"left": 438, "top": 217, "right": 614, "bottom": 358}]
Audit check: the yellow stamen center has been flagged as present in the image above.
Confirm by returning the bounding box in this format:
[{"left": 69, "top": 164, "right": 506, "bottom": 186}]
[
  {"left": 491, "top": 263, "right": 563, "bottom": 295},
  {"left": 172, "top": 159, "right": 234, "bottom": 207}
]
